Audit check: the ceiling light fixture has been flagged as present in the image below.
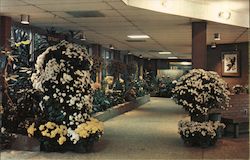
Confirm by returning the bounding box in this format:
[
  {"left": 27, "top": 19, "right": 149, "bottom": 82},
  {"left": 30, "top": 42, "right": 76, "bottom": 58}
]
[
  {"left": 211, "top": 42, "right": 216, "bottom": 48},
  {"left": 127, "top": 35, "right": 150, "bottom": 39},
  {"left": 21, "top": 14, "right": 30, "bottom": 25},
  {"left": 214, "top": 33, "right": 221, "bottom": 40},
  {"left": 180, "top": 62, "right": 192, "bottom": 66},
  {"left": 218, "top": 11, "right": 231, "bottom": 20},
  {"left": 159, "top": 51, "right": 171, "bottom": 55},
  {"left": 168, "top": 56, "right": 178, "bottom": 59},
  {"left": 109, "top": 44, "right": 115, "bottom": 50},
  {"left": 128, "top": 51, "right": 132, "bottom": 55},
  {"left": 139, "top": 54, "right": 143, "bottom": 58}
]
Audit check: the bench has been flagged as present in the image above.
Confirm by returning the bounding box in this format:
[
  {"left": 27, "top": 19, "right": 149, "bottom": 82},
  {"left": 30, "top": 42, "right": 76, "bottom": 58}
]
[{"left": 221, "top": 117, "right": 249, "bottom": 138}]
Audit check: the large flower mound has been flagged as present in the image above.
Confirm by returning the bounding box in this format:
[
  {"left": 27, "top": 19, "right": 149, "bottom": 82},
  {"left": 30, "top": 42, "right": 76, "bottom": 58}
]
[
  {"left": 28, "top": 41, "right": 103, "bottom": 147},
  {"left": 172, "top": 69, "right": 231, "bottom": 115}
]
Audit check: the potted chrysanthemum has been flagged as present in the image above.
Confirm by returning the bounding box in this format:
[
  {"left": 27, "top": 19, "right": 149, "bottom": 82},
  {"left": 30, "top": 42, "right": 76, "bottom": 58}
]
[
  {"left": 172, "top": 69, "right": 231, "bottom": 121},
  {"left": 27, "top": 41, "right": 104, "bottom": 152},
  {"left": 173, "top": 69, "right": 231, "bottom": 147}
]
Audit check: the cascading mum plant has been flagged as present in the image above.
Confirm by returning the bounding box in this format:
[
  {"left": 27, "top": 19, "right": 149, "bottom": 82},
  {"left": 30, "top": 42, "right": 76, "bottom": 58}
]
[
  {"left": 27, "top": 41, "right": 104, "bottom": 152},
  {"left": 172, "top": 69, "right": 231, "bottom": 115}
]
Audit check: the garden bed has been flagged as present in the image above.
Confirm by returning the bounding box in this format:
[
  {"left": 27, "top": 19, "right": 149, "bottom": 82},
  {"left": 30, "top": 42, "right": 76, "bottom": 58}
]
[{"left": 93, "top": 94, "right": 150, "bottom": 121}]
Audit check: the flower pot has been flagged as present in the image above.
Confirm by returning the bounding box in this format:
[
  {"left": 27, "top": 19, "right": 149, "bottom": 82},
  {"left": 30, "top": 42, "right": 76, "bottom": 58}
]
[
  {"left": 40, "top": 140, "right": 94, "bottom": 153},
  {"left": 190, "top": 114, "right": 208, "bottom": 122},
  {"left": 180, "top": 131, "right": 218, "bottom": 148}
]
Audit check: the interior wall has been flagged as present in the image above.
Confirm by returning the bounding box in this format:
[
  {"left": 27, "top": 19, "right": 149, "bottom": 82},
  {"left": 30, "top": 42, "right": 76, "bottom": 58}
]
[{"left": 207, "top": 42, "right": 249, "bottom": 87}]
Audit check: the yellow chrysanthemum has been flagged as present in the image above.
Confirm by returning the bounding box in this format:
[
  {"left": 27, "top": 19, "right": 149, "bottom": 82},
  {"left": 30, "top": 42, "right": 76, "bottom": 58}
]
[
  {"left": 27, "top": 123, "right": 37, "bottom": 137},
  {"left": 57, "top": 136, "right": 66, "bottom": 145},
  {"left": 39, "top": 125, "right": 45, "bottom": 131}
]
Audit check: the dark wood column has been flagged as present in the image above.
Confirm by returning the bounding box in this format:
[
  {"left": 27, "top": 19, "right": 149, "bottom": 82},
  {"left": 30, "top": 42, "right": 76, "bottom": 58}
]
[
  {"left": 0, "top": 16, "right": 12, "bottom": 50},
  {"left": 192, "top": 22, "right": 207, "bottom": 69}
]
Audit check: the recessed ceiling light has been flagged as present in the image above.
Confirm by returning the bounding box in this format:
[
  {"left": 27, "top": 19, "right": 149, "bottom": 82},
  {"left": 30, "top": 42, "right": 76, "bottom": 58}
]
[
  {"left": 21, "top": 14, "right": 30, "bottom": 25},
  {"left": 168, "top": 56, "right": 178, "bottom": 59},
  {"left": 127, "top": 35, "right": 150, "bottom": 39},
  {"left": 218, "top": 11, "right": 231, "bottom": 19},
  {"left": 180, "top": 62, "right": 192, "bottom": 65},
  {"left": 159, "top": 51, "right": 171, "bottom": 55}
]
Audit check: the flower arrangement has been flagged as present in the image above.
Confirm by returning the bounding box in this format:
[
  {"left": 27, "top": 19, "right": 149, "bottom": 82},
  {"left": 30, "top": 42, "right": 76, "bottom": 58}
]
[
  {"left": 173, "top": 69, "right": 230, "bottom": 147},
  {"left": 178, "top": 120, "right": 225, "bottom": 146},
  {"left": 27, "top": 41, "right": 104, "bottom": 151},
  {"left": 172, "top": 69, "right": 231, "bottom": 115}
]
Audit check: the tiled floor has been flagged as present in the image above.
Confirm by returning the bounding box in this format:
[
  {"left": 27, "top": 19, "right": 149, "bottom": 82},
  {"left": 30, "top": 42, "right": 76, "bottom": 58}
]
[{"left": 1, "top": 97, "right": 249, "bottom": 159}]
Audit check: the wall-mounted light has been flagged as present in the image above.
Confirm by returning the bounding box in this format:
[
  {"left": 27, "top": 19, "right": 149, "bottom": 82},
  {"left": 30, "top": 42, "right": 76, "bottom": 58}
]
[
  {"left": 161, "top": 0, "right": 167, "bottom": 6},
  {"left": 109, "top": 44, "right": 115, "bottom": 50},
  {"left": 21, "top": 14, "right": 30, "bottom": 25},
  {"left": 139, "top": 54, "right": 143, "bottom": 58},
  {"left": 214, "top": 33, "right": 221, "bottom": 40},
  {"left": 218, "top": 11, "right": 231, "bottom": 20},
  {"left": 128, "top": 51, "right": 132, "bottom": 55},
  {"left": 211, "top": 42, "right": 216, "bottom": 48},
  {"left": 79, "top": 32, "right": 86, "bottom": 41}
]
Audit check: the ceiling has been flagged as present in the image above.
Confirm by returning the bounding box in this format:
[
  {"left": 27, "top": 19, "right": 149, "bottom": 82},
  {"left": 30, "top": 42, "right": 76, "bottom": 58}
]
[{"left": 0, "top": 0, "right": 249, "bottom": 59}]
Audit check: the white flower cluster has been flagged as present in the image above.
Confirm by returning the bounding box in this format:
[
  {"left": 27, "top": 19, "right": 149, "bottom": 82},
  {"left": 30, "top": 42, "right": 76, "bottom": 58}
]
[
  {"left": 172, "top": 69, "right": 231, "bottom": 115},
  {"left": 178, "top": 120, "right": 225, "bottom": 139},
  {"left": 29, "top": 41, "right": 104, "bottom": 145}
]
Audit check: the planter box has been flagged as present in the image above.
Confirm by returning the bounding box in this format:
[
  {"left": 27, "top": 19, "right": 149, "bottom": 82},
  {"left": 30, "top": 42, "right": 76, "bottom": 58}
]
[
  {"left": 10, "top": 134, "right": 40, "bottom": 151},
  {"left": 93, "top": 94, "right": 150, "bottom": 121}
]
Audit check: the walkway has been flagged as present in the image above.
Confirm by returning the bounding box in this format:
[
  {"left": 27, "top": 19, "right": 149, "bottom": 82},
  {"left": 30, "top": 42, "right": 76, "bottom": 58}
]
[{"left": 1, "top": 97, "right": 249, "bottom": 159}]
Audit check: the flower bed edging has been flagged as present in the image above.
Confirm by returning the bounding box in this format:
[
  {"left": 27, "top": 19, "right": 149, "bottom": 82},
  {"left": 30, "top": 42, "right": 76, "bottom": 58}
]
[{"left": 93, "top": 94, "right": 150, "bottom": 122}]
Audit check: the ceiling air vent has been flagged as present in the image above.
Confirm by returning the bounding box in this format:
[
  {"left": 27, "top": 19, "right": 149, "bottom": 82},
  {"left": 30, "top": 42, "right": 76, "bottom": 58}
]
[
  {"left": 66, "top": 11, "right": 105, "bottom": 18},
  {"left": 126, "top": 39, "right": 146, "bottom": 42},
  {"left": 148, "top": 50, "right": 162, "bottom": 52}
]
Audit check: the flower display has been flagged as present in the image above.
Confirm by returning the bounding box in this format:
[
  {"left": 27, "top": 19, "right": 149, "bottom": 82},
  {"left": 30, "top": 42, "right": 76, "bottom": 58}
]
[
  {"left": 178, "top": 120, "right": 225, "bottom": 139},
  {"left": 27, "top": 41, "right": 104, "bottom": 150},
  {"left": 172, "top": 69, "right": 231, "bottom": 115},
  {"left": 178, "top": 120, "right": 225, "bottom": 146}
]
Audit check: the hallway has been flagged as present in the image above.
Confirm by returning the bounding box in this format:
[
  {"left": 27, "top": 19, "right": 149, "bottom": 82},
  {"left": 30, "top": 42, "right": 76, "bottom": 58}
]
[{"left": 1, "top": 97, "right": 249, "bottom": 159}]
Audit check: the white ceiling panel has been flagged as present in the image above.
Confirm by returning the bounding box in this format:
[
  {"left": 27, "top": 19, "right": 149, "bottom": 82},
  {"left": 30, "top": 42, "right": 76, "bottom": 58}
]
[
  {"left": 38, "top": 3, "right": 112, "bottom": 12},
  {"left": 22, "top": 0, "right": 104, "bottom": 5},
  {"left": 0, "top": 5, "right": 44, "bottom": 13},
  {"left": 69, "top": 17, "right": 127, "bottom": 23},
  {"left": 0, "top": 0, "right": 26, "bottom": 6}
]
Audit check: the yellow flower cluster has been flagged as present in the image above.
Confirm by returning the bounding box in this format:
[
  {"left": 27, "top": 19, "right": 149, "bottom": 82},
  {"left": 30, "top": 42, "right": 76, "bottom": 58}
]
[
  {"left": 75, "top": 118, "right": 104, "bottom": 139},
  {"left": 39, "top": 122, "right": 68, "bottom": 145},
  {"left": 105, "top": 76, "right": 114, "bottom": 85},
  {"left": 27, "top": 123, "right": 37, "bottom": 137}
]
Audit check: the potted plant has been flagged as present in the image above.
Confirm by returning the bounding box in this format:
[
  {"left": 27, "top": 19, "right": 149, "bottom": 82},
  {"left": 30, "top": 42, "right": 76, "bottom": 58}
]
[
  {"left": 172, "top": 69, "right": 231, "bottom": 147},
  {"left": 172, "top": 69, "right": 231, "bottom": 121},
  {"left": 26, "top": 41, "right": 104, "bottom": 152}
]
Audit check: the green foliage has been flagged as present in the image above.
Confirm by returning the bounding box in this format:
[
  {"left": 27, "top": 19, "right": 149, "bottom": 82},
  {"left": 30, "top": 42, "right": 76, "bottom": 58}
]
[
  {"left": 157, "top": 77, "right": 176, "bottom": 98},
  {"left": 92, "top": 89, "right": 111, "bottom": 113}
]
